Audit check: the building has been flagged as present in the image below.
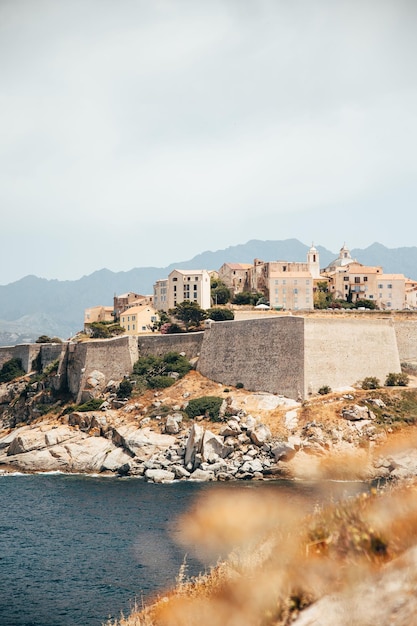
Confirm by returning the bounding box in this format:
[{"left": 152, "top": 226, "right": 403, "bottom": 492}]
[
  {"left": 113, "top": 292, "right": 153, "bottom": 320},
  {"left": 246, "top": 244, "right": 319, "bottom": 310},
  {"left": 218, "top": 263, "right": 251, "bottom": 295},
  {"left": 153, "top": 269, "right": 211, "bottom": 312},
  {"left": 84, "top": 305, "right": 114, "bottom": 329},
  {"left": 119, "top": 305, "right": 159, "bottom": 335},
  {"left": 322, "top": 244, "right": 407, "bottom": 309}
]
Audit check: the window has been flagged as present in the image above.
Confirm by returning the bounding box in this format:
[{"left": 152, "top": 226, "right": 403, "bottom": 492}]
[
  {"left": 283, "top": 280, "right": 286, "bottom": 285},
  {"left": 275, "top": 279, "right": 278, "bottom": 285},
  {"left": 378, "top": 284, "right": 383, "bottom": 289},
  {"left": 364, "top": 276, "right": 368, "bottom": 282},
  {"left": 142, "top": 326, "right": 146, "bottom": 330},
  {"left": 355, "top": 277, "right": 360, "bottom": 284},
  {"left": 345, "top": 285, "right": 349, "bottom": 290},
  {"left": 343, "top": 276, "right": 349, "bottom": 281},
  {"left": 132, "top": 324, "right": 135, "bottom": 330},
  {"left": 387, "top": 284, "right": 393, "bottom": 289},
  {"left": 173, "top": 277, "right": 178, "bottom": 282},
  {"left": 294, "top": 280, "right": 298, "bottom": 285},
  {"left": 294, "top": 288, "right": 298, "bottom": 294},
  {"left": 151, "top": 316, "right": 156, "bottom": 322},
  {"left": 306, "top": 280, "right": 310, "bottom": 285}
]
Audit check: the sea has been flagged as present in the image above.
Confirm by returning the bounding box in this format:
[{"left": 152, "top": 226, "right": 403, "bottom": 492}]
[{"left": 0, "top": 473, "right": 369, "bottom": 626}]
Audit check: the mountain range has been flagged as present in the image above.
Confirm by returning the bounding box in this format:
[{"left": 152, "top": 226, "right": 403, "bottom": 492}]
[{"left": 1, "top": 239, "right": 416, "bottom": 346}]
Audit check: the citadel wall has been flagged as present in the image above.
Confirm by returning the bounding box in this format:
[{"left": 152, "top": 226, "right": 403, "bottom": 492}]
[
  {"left": 304, "top": 317, "right": 401, "bottom": 396},
  {"left": 197, "top": 317, "right": 305, "bottom": 400}
]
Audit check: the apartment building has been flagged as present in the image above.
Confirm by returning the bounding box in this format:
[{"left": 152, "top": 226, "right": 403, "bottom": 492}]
[
  {"left": 113, "top": 292, "right": 153, "bottom": 319},
  {"left": 153, "top": 269, "right": 211, "bottom": 312},
  {"left": 269, "top": 271, "right": 314, "bottom": 310}
]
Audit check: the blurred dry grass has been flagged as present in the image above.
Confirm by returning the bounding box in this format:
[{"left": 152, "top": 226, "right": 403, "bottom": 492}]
[{"left": 104, "top": 472, "right": 417, "bottom": 626}]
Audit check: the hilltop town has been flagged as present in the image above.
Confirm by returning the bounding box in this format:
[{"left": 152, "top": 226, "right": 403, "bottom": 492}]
[{"left": 84, "top": 243, "right": 417, "bottom": 338}]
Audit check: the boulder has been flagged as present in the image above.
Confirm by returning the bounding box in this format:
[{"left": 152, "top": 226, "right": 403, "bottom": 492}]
[
  {"left": 201, "top": 430, "right": 234, "bottom": 462},
  {"left": 189, "top": 468, "right": 215, "bottom": 482},
  {"left": 271, "top": 442, "right": 297, "bottom": 462},
  {"left": 250, "top": 424, "right": 272, "bottom": 447},
  {"left": 342, "top": 405, "right": 375, "bottom": 421},
  {"left": 145, "top": 469, "right": 175, "bottom": 483},
  {"left": 101, "top": 448, "right": 134, "bottom": 472},
  {"left": 184, "top": 423, "right": 204, "bottom": 470}
]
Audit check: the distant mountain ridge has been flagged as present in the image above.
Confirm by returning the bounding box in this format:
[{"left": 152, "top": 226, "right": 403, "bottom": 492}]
[{"left": 0, "top": 239, "right": 416, "bottom": 345}]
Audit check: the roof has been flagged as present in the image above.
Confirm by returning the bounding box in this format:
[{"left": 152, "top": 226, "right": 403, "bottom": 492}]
[
  {"left": 221, "top": 263, "right": 252, "bottom": 270},
  {"left": 170, "top": 269, "right": 208, "bottom": 275},
  {"left": 120, "top": 305, "right": 158, "bottom": 317},
  {"left": 378, "top": 274, "right": 406, "bottom": 280}
]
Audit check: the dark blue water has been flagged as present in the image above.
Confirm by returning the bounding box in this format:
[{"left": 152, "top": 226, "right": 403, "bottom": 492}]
[{"left": 0, "top": 474, "right": 368, "bottom": 626}]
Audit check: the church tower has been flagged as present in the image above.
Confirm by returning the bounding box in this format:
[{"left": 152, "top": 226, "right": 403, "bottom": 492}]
[{"left": 307, "top": 243, "right": 321, "bottom": 279}]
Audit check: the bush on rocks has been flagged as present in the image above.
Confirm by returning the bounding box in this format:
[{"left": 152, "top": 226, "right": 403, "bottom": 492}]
[{"left": 185, "top": 396, "right": 224, "bottom": 422}]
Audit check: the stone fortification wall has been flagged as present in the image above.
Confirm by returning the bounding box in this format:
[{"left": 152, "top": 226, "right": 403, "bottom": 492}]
[
  {"left": 66, "top": 336, "right": 139, "bottom": 402},
  {"left": 138, "top": 332, "right": 204, "bottom": 359},
  {"left": 0, "top": 344, "right": 41, "bottom": 373},
  {"left": 304, "top": 317, "right": 401, "bottom": 395},
  {"left": 393, "top": 319, "right": 417, "bottom": 362},
  {"left": 197, "top": 317, "right": 305, "bottom": 400}
]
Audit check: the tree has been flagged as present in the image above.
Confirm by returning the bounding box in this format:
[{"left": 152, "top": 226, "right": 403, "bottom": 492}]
[
  {"left": 232, "top": 291, "right": 264, "bottom": 305},
  {"left": 0, "top": 358, "right": 25, "bottom": 383},
  {"left": 314, "top": 281, "right": 334, "bottom": 309},
  {"left": 210, "top": 277, "right": 231, "bottom": 305},
  {"left": 169, "top": 301, "right": 207, "bottom": 331}
]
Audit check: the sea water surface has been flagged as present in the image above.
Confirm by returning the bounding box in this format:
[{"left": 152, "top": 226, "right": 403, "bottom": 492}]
[{"left": 0, "top": 474, "right": 368, "bottom": 626}]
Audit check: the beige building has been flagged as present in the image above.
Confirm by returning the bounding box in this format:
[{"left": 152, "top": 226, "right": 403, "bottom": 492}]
[
  {"left": 269, "top": 271, "right": 314, "bottom": 310},
  {"left": 218, "top": 262, "right": 251, "bottom": 294},
  {"left": 153, "top": 269, "right": 211, "bottom": 312},
  {"left": 119, "top": 305, "right": 159, "bottom": 335},
  {"left": 246, "top": 244, "right": 318, "bottom": 309},
  {"left": 322, "top": 245, "right": 407, "bottom": 309},
  {"left": 113, "top": 292, "right": 153, "bottom": 319},
  {"left": 84, "top": 305, "right": 114, "bottom": 328}
]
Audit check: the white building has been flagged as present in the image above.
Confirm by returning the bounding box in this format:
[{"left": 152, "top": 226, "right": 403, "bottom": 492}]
[{"left": 153, "top": 269, "right": 211, "bottom": 312}]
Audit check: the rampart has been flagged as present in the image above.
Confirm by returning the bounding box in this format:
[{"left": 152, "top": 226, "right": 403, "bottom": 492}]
[
  {"left": 2, "top": 314, "right": 417, "bottom": 402},
  {"left": 138, "top": 332, "right": 203, "bottom": 359},
  {"left": 65, "top": 335, "right": 139, "bottom": 403},
  {"left": 197, "top": 317, "right": 305, "bottom": 399},
  {"left": 304, "top": 317, "right": 401, "bottom": 397}
]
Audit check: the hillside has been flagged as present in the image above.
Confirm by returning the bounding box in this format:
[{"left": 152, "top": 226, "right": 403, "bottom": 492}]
[{"left": 1, "top": 239, "right": 417, "bottom": 344}]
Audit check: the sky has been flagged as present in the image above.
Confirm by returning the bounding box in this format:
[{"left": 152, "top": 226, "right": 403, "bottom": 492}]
[{"left": 1, "top": 0, "right": 416, "bottom": 285}]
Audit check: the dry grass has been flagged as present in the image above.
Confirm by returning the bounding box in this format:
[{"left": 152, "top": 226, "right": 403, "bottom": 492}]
[{"left": 105, "top": 478, "right": 417, "bottom": 626}]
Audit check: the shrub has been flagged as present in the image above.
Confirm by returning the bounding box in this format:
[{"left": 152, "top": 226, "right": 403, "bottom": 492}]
[
  {"left": 385, "top": 372, "right": 409, "bottom": 387},
  {"left": 361, "top": 377, "right": 380, "bottom": 390},
  {"left": 117, "top": 378, "right": 133, "bottom": 398},
  {"left": 132, "top": 352, "right": 191, "bottom": 389},
  {"left": 147, "top": 376, "right": 175, "bottom": 389},
  {"left": 235, "top": 382, "right": 244, "bottom": 389},
  {"left": 318, "top": 385, "right": 332, "bottom": 395},
  {"left": 207, "top": 308, "right": 235, "bottom": 321},
  {"left": 185, "top": 396, "right": 224, "bottom": 421},
  {"left": 63, "top": 398, "right": 104, "bottom": 414},
  {"left": 0, "top": 358, "right": 26, "bottom": 383}
]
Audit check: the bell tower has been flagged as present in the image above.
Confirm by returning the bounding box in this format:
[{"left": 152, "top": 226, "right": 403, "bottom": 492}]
[{"left": 307, "top": 243, "right": 320, "bottom": 279}]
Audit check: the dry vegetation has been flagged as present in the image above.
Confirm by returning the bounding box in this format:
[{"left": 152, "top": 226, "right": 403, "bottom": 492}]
[
  {"left": 104, "top": 478, "right": 417, "bottom": 626},
  {"left": 102, "top": 372, "right": 417, "bottom": 626}
]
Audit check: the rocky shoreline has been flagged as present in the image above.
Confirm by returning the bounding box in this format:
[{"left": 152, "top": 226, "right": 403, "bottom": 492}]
[{"left": 2, "top": 377, "right": 417, "bottom": 484}]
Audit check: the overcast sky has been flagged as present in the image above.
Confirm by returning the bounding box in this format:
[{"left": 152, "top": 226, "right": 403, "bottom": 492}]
[{"left": 1, "top": 0, "right": 416, "bottom": 285}]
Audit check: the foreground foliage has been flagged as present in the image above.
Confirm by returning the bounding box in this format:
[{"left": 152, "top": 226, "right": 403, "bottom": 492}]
[{"left": 104, "top": 479, "right": 417, "bottom": 626}]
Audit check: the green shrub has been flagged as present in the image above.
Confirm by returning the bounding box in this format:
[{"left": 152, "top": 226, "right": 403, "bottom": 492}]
[
  {"left": 75, "top": 398, "right": 104, "bottom": 412},
  {"left": 185, "top": 396, "right": 224, "bottom": 421},
  {"left": 385, "top": 372, "right": 409, "bottom": 387},
  {"left": 318, "top": 385, "right": 332, "bottom": 395},
  {"left": 0, "top": 358, "right": 26, "bottom": 383},
  {"left": 117, "top": 378, "right": 133, "bottom": 398},
  {"left": 235, "top": 382, "right": 244, "bottom": 389},
  {"left": 147, "top": 376, "right": 175, "bottom": 389},
  {"left": 207, "top": 308, "right": 235, "bottom": 321},
  {"left": 361, "top": 377, "right": 380, "bottom": 390},
  {"left": 132, "top": 352, "right": 191, "bottom": 390}
]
